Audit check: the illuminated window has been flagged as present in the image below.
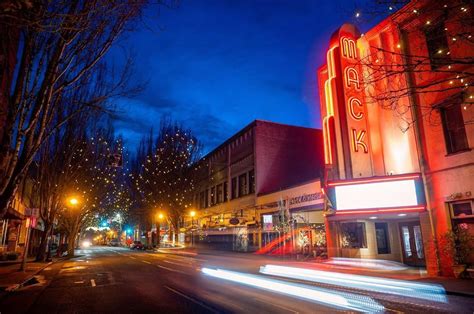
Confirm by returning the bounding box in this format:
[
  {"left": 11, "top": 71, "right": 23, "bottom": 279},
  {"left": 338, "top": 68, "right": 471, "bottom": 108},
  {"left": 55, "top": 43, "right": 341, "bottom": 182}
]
[
  {"left": 440, "top": 103, "right": 469, "bottom": 154},
  {"left": 425, "top": 21, "right": 450, "bottom": 69},
  {"left": 340, "top": 222, "right": 367, "bottom": 248}
]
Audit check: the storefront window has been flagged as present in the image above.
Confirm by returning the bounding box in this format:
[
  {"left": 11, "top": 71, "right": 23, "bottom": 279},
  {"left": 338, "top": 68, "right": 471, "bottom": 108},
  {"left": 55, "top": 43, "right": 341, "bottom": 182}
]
[
  {"left": 375, "top": 222, "right": 390, "bottom": 254},
  {"left": 340, "top": 222, "right": 367, "bottom": 248},
  {"left": 402, "top": 226, "right": 412, "bottom": 257},
  {"left": 452, "top": 202, "right": 473, "bottom": 217},
  {"left": 413, "top": 225, "right": 424, "bottom": 259}
]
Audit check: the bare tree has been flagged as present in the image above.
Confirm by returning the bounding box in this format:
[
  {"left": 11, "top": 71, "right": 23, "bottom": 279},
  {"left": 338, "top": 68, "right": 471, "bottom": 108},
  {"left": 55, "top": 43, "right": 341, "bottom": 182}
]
[
  {"left": 350, "top": 0, "right": 473, "bottom": 130},
  {"left": 0, "top": 0, "right": 170, "bottom": 218}
]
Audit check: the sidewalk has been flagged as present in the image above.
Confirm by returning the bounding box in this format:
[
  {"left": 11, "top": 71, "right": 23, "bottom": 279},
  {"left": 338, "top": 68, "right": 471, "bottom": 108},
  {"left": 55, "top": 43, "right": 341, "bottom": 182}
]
[{"left": 0, "top": 258, "right": 59, "bottom": 290}]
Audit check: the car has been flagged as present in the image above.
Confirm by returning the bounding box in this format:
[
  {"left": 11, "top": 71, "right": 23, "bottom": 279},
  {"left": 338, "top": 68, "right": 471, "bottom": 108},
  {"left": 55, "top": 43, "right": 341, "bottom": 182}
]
[
  {"left": 130, "top": 241, "right": 145, "bottom": 250},
  {"left": 109, "top": 239, "right": 121, "bottom": 246}
]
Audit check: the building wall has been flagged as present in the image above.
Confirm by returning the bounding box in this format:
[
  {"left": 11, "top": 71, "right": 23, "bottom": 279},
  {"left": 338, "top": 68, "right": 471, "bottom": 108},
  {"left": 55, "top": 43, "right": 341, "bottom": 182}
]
[
  {"left": 255, "top": 121, "right": 323, "bottom": 195},
  {"left": 318, "top": 0, "right": 473, "bottom": 276}
]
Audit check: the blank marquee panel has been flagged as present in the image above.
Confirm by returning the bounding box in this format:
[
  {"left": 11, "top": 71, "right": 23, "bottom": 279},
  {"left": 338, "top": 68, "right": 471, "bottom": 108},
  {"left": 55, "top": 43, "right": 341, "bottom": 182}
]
[{"left": 335, "top": 179, "right": 419, "bottom": 210}]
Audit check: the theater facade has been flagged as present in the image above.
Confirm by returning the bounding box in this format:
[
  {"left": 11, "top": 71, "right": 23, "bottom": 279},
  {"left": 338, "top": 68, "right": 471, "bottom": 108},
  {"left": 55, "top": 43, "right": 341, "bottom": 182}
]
[{"left": 318, "top": 1, "right": 474, "bottom": 276}]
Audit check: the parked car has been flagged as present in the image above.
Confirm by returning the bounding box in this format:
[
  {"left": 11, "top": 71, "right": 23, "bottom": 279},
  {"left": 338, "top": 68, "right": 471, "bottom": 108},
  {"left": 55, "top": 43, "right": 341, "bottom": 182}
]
[
  {"left": 109, "top": 239, "right": 121, "bottom": 247},
  {"left": 130, "top": 241, "right": 145, "bottom": 250}
]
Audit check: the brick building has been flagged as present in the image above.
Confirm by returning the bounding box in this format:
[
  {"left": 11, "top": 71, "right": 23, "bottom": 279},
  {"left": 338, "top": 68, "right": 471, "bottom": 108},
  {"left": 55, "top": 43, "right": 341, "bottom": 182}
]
[
  {"left": 190, "top": 120, "right": 324, "bottom": 252},
  {"left": 318, "top": 0, "right": 473, "bottom": 276}
]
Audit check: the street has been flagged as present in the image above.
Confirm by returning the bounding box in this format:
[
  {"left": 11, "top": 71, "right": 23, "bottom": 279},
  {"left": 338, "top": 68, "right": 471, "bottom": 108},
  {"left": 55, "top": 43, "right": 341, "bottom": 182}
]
[{"left": 1, "top": 246, "right": 473, "bottom": 313}]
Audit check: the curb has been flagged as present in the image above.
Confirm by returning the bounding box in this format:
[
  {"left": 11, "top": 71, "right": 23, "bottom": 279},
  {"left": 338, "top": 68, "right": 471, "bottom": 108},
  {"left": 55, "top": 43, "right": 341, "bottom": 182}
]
[{"left": 445, "top": 290, "right": 474, "bottom": 298}]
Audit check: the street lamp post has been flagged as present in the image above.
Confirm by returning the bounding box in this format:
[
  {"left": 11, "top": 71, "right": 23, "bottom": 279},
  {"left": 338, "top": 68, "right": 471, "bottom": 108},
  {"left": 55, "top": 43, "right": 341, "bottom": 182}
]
[
  {"left": 157, "top": 213, "right": 164, "bottom": 247},
  {"left": 190, "top": 210, "right": 196, "bottom": 247}
]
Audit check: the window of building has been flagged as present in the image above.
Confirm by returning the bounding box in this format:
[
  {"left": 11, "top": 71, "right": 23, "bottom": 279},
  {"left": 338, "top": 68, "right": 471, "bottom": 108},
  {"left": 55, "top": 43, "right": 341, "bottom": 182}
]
[
  {"left": 210, "top": 186, "right": 216, "bottom": 206},
  {"left": 425, "top": 21, "right": 450, "bottom": 69},
  {"left": 223, "top": 182, "right": 228, "bottom": 202},
  {"left": 231, "top": 177, "right": 238, "bottom": 199},
  {"left": 451, "top": 201, "right": 473, "bottom": 218},
  {"left": 238, "top": 173, "right": 248, "bottom": 197},
  {"left": 440, "top": 103, "right": 469, "bottom": 154},
  {"left": 249, "top": 169, "right": 255, "bottom": 194},
  {"left": 340, "top": 222, "right": 367, "bottom": 249},
  {"left": 375, "top": 222, "right": 391, "bottom": 254},
  {"left": 199, "top": 191, "right": 205, "bottom": 209},
  {"left": 204, "top": 189, "right": 209, "bottom": 208},
  {"left": 216, "top": 184, "right": 223, "bottom": 204}
]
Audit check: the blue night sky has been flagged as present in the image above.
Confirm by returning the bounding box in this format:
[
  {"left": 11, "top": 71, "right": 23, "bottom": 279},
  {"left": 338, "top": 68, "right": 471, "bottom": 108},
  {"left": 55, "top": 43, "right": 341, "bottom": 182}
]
[{"left": 109, "top": 0, "right": 378, "bottom": 153}]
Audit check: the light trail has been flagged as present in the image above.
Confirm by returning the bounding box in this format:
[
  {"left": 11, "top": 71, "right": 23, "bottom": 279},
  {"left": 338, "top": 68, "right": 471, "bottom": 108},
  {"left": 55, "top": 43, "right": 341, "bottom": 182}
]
[
  {"left": 324, "top": 257, "right": 409, "bottom": 271},
  {"left": 202, "top": 267, "right": 385, "bottom": 312},
  {"left": 259, "top": 265, "right": 447, "bottom": 303}
]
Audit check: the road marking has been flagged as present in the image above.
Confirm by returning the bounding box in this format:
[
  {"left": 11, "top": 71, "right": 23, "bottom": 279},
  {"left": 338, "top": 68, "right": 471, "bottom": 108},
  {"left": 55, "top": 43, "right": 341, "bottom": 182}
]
[
  {"left": 90, "top": 279, "right": 96, "bottom": 287},
  {"left": 163, "top": 259, "right": 194, "bottom": 268},
  {"left": 156, "top": 264, "right": 186, "bottom": 274},
  {"left": 253, "top": 298, "right": 299, "bottom": 313},
  {"left": 74, "top": 281, "right": 84, "bottom": 284},
  {"left": 141, "top": 260, "right": 152, "bottom": 264},
  {"left": 164, "top": 285, "right": 218, "bottom": 313},
  {"left": 129, "top": 256, "right": 137, "bottom": 259}
]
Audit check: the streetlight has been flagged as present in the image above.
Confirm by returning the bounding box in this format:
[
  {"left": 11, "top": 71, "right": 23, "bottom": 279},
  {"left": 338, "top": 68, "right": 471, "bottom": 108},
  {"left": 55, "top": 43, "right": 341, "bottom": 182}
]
[
  {"left": 190, "top": 210, "right": 197, "bottom": 247},
  {"left": 67, "top": 197, "right": 79, "bottom": 207},
  {"left": 156, "top": 212, "right": 165, "bottom": 247}
]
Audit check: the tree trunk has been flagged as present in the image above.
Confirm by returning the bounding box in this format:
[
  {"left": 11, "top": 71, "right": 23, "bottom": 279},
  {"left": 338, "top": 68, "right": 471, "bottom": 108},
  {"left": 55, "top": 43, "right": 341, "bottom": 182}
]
[
  {"left": 0, "top": 180, "right": 19, "bottom": 219},
  {"left": 35, "top": 223, "right": 51, "bottom": 261},
  {"left": 67, "top": 233, "right": 76, "bottom": 257}
]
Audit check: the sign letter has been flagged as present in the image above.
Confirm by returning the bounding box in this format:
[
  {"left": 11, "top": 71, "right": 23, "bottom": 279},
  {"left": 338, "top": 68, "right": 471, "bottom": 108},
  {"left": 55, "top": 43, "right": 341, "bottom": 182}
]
[
  {"left": 345, "top": 67, "right": 360, "bottom": 89},
  {"left": 352, "top": 129, "right": 368, "bottom": 153},
  {"left": 348, "top": 97, "right": 364, "bottom": 120}
]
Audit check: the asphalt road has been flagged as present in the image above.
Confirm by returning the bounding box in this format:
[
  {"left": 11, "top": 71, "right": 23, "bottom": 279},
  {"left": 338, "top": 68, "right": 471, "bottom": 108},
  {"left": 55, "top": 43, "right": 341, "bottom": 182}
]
[{"left": 1, "top": 246, "right": 473, "bottom": 313}]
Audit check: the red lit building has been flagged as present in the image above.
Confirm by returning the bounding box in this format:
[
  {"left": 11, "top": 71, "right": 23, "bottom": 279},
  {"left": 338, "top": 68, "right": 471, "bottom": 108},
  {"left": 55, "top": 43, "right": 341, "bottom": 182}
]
[{"left": 318, "top": 0, "right": 473, "bottom": 276}]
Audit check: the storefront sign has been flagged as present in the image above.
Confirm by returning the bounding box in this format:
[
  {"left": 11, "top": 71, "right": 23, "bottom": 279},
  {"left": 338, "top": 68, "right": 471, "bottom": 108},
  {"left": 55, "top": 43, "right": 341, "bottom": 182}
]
[{"left": 289, "top": 193, "right": 323, "bottom": 209}]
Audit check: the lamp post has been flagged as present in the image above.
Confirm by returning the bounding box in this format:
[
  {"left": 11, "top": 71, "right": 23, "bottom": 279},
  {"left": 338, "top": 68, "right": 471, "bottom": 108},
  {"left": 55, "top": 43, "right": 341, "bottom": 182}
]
[
  {"left": 64, "top": 196, "right": 80, "bottom": 258},
  {"left": 157, "top": 212, "right": 164, "bottom": 247},
  {"left": 190, "top": 210, "right": 196, "bottom": 247}
]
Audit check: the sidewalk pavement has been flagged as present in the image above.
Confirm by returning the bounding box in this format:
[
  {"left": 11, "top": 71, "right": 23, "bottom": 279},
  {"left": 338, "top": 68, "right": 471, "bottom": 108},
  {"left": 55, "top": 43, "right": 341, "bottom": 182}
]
[{"left": 0, "top": 258, "right": 60, "bottom": 291}]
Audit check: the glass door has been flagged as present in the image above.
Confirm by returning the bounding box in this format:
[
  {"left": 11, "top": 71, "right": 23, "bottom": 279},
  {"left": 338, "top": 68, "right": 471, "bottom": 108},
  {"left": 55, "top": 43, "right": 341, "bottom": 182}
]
[{"left": 399, "top": 221, "right": 425, "bottom": 267}]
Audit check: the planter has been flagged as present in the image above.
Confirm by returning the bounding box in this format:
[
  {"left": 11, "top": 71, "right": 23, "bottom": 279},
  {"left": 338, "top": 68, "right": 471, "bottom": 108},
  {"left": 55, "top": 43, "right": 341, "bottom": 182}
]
[
  {"left": 452, "top": 264, "right": 466, "bottom": 278},
  {"left": 467, "top": 268, "right": 474, "bottom": 279}
]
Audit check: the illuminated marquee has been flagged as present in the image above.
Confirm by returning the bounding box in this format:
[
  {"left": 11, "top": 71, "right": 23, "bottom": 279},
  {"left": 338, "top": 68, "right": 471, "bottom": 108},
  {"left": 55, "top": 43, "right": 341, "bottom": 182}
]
[{"left": 325, "top": 174, "right": 426, "bottom": 214}]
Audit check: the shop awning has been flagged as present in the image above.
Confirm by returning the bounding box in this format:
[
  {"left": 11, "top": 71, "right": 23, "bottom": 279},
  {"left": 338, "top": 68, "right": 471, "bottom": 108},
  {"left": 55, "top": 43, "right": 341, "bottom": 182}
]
[{"left": 3, "top": 206, "right": 25, "bottom": 220}]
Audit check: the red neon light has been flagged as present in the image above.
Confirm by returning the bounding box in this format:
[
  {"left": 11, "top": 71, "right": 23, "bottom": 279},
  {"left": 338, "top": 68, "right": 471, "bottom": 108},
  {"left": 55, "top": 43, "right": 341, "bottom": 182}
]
[
  {"left": 335, "top": 206, "right": 425, "bottom": 215},
  {"left": 327, "top": 173, "right": 420, "bottom": 187}
]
